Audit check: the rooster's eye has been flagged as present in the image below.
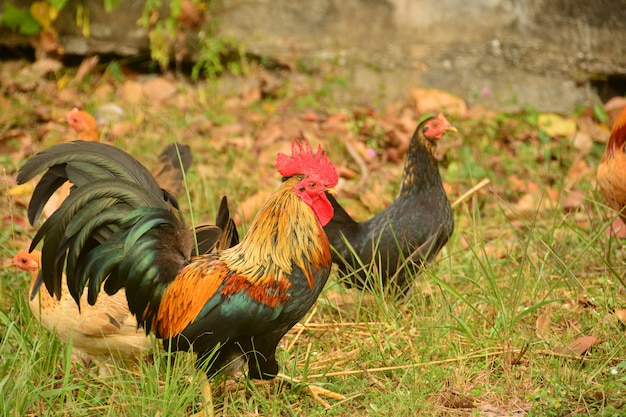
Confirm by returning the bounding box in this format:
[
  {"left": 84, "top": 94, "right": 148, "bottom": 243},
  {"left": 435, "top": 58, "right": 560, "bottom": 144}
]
[{"left": 310, "top": 182, "right": 316, "bottom": 188}]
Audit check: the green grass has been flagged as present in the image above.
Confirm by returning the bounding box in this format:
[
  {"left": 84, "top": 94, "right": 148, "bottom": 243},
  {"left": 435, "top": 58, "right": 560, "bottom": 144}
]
[{"left": 1, "top": 59, "right": 626, "bottom": 416}]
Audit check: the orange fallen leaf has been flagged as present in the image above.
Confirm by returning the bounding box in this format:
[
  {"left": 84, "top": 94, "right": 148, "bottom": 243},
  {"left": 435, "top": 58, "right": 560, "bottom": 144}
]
[
  {"left": 142, "top": 77, "right": 177, "bottom": 102},
  {"left": 120, "top": 80, "right": 143, "bottom": 104},
  {"left": 614, "top": 309, "right": 626, "bottom": 325},
  {"left": 561, "top": 189, "right": 585, "bottom": 211},
  {"left": 557, "top": 335, "right": 598, "bottom": 356},
  {"left": 412, "top": 88, "right": 467, "bottom": 116}
]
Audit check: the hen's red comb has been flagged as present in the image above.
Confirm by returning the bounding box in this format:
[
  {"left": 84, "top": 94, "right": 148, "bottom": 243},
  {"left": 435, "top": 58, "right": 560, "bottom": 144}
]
[{"left": 276, "top": 139, "right": 338, "bottom": 187}]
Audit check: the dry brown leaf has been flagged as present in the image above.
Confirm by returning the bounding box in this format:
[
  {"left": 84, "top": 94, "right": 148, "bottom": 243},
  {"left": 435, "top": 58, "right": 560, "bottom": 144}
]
[
  {"left": 336, "top": 165, "right": 360, "bottom": 180},
  {"left": 120, "top": 80, "right": 143, "bottom": 104},
  {"left": 30, "top": 58, "right": 63, "bottom": 77},
  {"left": 614, "top": 309, "right": 626, "bottom": 324},
  {"left": 411, "top": 88, "right": 468, "bottom": 116},
  {"left": 605, "top": 96, "right": 626, "bottom": 115},
  {"left": 93, "top": 84, "right": 114, "bottom": 101},
  {"left": 561, "top": 189, "right": 585, "bottom": 211},
  {"left": 56, "top": 88, "right": 79, "bottom": 104},
  {"left": 483, "top": 242, "right": 507, "bottom": 259},
  {"left": 109, "top": 121, "right": 135, "bottom": 138},
  {"left": 536, "top": 310, "right": 551, "bottom": 339},
  {"left": 560, "top": 335, "right": 598, "bottom": 356},
  {"left": 513, "top": 189, "right": 558, "bottom": 216},
  {"left": 566, "top": 159, "right": 592, "bottom": 184},
  {"left": 572, "top": 131, "right": 593, "bottom": 155},
  {"left": 142, "top": 77, "right": 177, "bottom": 102},
  {"left": 577, "top": 116, "right": 610, "bottom": 143},
  {"left": 606, "top": 218, "right": 626, "bottom": 238},
  {"left": 466, "top": 104, "right": 499, "bottom": 120},
  {"left": 537, "top": 113, "right": 577, "bottom": 137},
  {"left": 240, "top": 85, "right": 262, "bottom": 107},
  {"left": 322, "top": 290, "right": 356, "bottom": 308}
]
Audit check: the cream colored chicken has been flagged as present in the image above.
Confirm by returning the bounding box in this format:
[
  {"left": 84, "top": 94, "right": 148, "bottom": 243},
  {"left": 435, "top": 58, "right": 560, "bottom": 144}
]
[{"left": 10, "top": 250, "right": 152, "bottom": 376}]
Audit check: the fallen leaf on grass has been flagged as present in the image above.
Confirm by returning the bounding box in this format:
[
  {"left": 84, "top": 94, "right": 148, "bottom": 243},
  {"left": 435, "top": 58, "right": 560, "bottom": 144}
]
[
  {"left": 561, "top": 189, "right": 585, "bottom": 211},
  {"left": 572, "top": 131, "right": 593, "bottom": 155},
  {"left": 142, "top": 77, "right": 177, "bottom": 102},
  {"left": 555, "top": 335, "right": 598, "bottom": 356},
  {"left": 565, "top": 159, "right": 592, "bottom": 184},
  {"left": 577, "top": 116, "right": 610, "bottom": 144},
  {"left": 30, "top": 58, "right": 63, "bottom": 77},
  {"left": 412, "top": 88, "right": 468, "bottom": 116},
  {"left": 614, "top": 309, "right": 626, "bottom": 325},
  {"left": 537, "top": 113, "right": 577, "bottom": 137},
  {"left": 120, "top": 80, "right": 143, "bottom": 104},
  {"left": 110, "top": 121, "right": 135, "bottom": 138},
  {"left": 536, "top": 310, "right": 551, "bottom": 339},
  {"left": 605, "top": 96, "right": 626, "bottom": 119},
  {"left": 513, "top": 189, "right": 558, "bottom": 215},
  {"left": 606, "top": 218, "right": 626, "bottom": 238}
]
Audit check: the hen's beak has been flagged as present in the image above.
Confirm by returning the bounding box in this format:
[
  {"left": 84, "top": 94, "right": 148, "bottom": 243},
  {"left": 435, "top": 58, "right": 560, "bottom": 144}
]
[{"left": 445, "top": 125, "right": 458, "bottom": 134}]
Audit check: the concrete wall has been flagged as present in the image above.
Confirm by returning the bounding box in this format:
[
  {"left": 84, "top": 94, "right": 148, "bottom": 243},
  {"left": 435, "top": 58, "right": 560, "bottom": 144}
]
[{"left": 1, "top": 0, "right": 625, "bottom": 112}]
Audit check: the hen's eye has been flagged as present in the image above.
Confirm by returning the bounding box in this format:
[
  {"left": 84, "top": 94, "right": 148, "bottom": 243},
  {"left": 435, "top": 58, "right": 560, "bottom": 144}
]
[{"left": 310, "top": 182, "right": 316, "bottom": 188}]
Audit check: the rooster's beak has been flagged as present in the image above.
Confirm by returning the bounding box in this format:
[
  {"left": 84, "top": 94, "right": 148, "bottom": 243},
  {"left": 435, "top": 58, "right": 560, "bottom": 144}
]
[{"left": 326, "top": 188, "right": 337, "bottom": 195}]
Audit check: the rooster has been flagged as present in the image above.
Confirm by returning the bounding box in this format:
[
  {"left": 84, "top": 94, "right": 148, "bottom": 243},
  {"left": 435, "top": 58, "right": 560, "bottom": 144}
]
[
  {"left": 9, "top": 250, "right": 152, "bottom": 377},
  {"left": 324, "top": 113, "right": 457, "bottom": 293},
  {"left": 597, "top": 105, "right": 626, "bottom": 237},
  {"left": 18, "top": 140, "right": 339, "bottom": 392}
]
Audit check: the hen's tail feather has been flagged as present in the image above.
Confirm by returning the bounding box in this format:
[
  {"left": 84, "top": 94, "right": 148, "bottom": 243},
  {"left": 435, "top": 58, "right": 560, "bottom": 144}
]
[
  {"left": 194, "top": 225, "right": 223, "bottom": 255},
  {"left": 192, "top": 196, "right": 239, "bottom": 255},
  {"left": 158, "top": 143, "right": 193, "bottom": 173},
  {"left": 215, "top": 195, "right": 239, "bottom": 251},
  {"left": 152, "top": 143, "right": 193, "bottom": 197}
]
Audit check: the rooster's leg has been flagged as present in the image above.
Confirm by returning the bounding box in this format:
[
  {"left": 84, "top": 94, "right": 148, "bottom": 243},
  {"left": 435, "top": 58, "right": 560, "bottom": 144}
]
[
  {"left": 274, "top": 372, "right": 345, "bottom": 409},
  {"left": 190, "top": 376, "right": 215, "bottom": 417}
]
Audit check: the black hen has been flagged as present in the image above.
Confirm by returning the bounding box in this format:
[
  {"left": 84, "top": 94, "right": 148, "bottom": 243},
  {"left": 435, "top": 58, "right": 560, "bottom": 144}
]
[{"left": 324, "top": 113, "right": 457, "bottom": 292}]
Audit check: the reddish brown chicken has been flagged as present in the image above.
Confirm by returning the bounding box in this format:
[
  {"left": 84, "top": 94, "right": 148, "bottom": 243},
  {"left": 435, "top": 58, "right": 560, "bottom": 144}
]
[
  {"left": 10, "top": 250, "right": 151, "bottom": 377},
  {"left": 64, "top": 107, "right": 193, "bottom": 199},
  {"left": 324, "top": 113, "right": 457, "bottom": 293},
  {"left": 66, "top": 107, "right": 100, "bottom": 142},
  {"left": 18, "top": 139, "right": 338, "bottom": 388},
  {"left": 597, "top": 105, "right": 626, "bottom": 237}
]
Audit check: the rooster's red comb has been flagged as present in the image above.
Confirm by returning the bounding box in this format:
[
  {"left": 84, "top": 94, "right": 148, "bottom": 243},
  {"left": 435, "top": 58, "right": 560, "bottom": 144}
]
[{"left": 276, "top": 139, "right": 338, "bottom": 187}]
